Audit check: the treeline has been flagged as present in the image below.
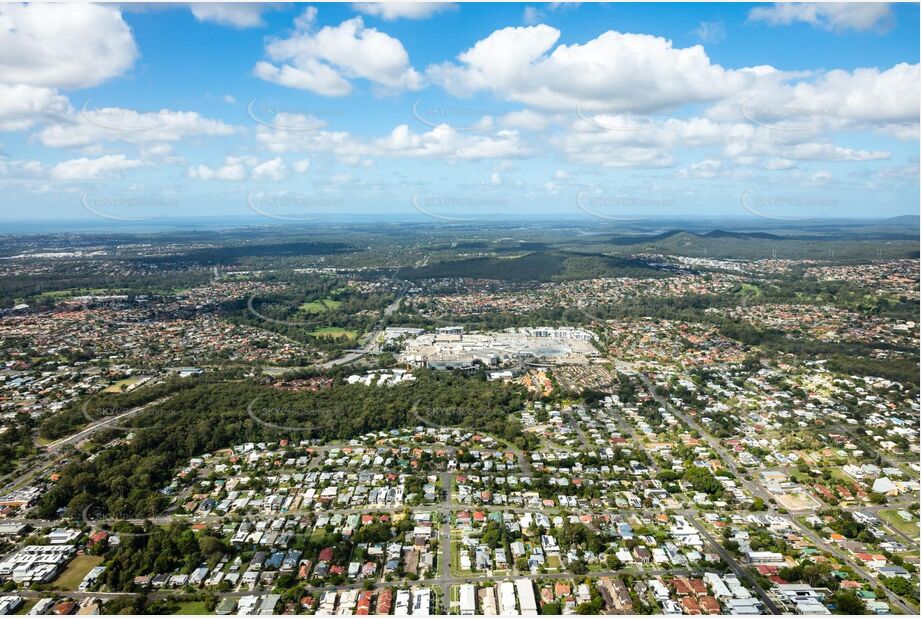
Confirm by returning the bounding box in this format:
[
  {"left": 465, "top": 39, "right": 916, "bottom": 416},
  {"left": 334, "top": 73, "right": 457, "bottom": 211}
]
[
  {"left": 220, "top": 275, "right": 394, "bottom": 348},
  {"left": 1, "top": 263, "right": 215, "bottom": 306},
  {"left": 401, "top": 251, "right": 665, "bottom": 283},
  {"left": 38, "top": 371, "right": 242, "bottom": 440},
  {"left": 34, "top": 371, "right": 526, "bottom": 518},
  {"left": 99, "top": 521, "right": 229, "bottom": 591},
  {"left": 0, "top": 412, "right": 36, "bottom": 475}
]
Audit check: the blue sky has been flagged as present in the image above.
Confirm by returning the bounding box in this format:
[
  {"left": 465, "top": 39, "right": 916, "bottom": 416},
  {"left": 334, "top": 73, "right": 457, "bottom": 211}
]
[{"left": 0, "top": 2, "right": 917, "bottom": 224}]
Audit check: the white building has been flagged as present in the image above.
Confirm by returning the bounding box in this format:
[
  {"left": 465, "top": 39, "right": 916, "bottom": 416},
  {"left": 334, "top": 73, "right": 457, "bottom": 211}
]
[
  {"left": 499, "top": 581, "right": 518, "bottom": 615},
  {"left": 515, "top": 579, "right": 538, "bottom": 616},
  {"left": 460, "top": 584, "right": 476, "bottom": 616}
]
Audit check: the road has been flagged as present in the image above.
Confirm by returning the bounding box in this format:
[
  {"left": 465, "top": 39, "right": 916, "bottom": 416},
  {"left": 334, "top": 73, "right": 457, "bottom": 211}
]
[
  {"left": 1, "top": 393, "right": 174, "bottom": 494},
  {"left": 686, "top": 515, "right": 780, "bottom": 615},
  {"left": 317, "top": 284, "right": 404, "bottom": 369},
  {"left": 637, "top": 372, "right": 781, "bottom": 510},
  {"left": 637, "top": 370, "right": 917, "bottom": 614},
  {"left": 438, "top": 472, "right": 453, "bottom": 612},
  {"left": 790, "top": 518, "right": 916, "bottom": 615}
]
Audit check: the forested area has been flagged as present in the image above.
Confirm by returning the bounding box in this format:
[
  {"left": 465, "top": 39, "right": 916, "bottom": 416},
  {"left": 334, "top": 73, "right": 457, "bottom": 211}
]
[{"left": 34, "top": 371, "right": 526, "bottom": 518}]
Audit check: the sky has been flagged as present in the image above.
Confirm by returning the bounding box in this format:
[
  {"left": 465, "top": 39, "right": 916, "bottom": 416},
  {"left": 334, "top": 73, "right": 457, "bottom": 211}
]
[{"left": 0, "top": 1, "right": 918, "bottom": 225}]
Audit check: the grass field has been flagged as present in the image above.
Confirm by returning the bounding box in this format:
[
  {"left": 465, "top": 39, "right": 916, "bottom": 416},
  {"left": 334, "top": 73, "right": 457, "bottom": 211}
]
[
  {"left": 310, "top": 326, "right": 358, "bottom": 340},
  {"left": 738, "top": 283, "right": 762, "bottom": 300},
  {"left": 37, "top": 287, "right": 127, "bottom": 300},
  {"left": 52, "top": 555, "right": 103, "bottom": 590},
  {"left": 103, "top": 377, "right": 144, "bottom": 393},
  {"left": 299, "top": 298, "right": 342, "bottom": 314},
  {"left": 174, "top": 601, "right": 210, "bottom": 614},
  {"left": 879, "top": 509, "right": 920, "bottom": 537}
]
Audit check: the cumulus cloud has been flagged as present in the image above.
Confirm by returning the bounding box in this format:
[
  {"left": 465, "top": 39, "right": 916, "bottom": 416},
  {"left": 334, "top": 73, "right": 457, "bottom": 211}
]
[
  {"left": 256, "top": 113, "right": 531, "bottom": 162},
  {"left": 678, "top": 159, "right": 723, "bottom": 178},
  {"left": 556, "top": 112, "right": 894, "bottom": 170},
  {"left": 708, "top": 62, "right": 919, "bottom": 138},
  {"left": 251, "top": 157, "right": 288, "bottom": 180},
  {"left": 190, "top": 3, "right": 268, "bottom": 28},
  {"left": 188, "top": 156, "right": 295, "bottom": 181},
  {"left": 37, "top": 108, "right": 238, "bottom": 147},
  {"left": 0, "top": 84, "right": 72, "bottom": 131},
  {"left": 696, "top": 21, "right": 726, "bottom": 43},
  {"left": 0, "top": 3, "right": 137, "bottom": 89},
  {"left": 748, "top": 3, "right": 894, "bottom": 33},
  {"left": 352, "top": 3, "right": 456, "bottom": 20},
  {"left": 50, "top": 154, "right": 144, "bottom": 180},
  {"left": 428, "top": 25, "right": 755, "bottom": 111},
  {"left": 522, "top": 7, "right": 543, "bottom": 25},
  {"left": 189, "top": 156, "right": 252, "bottom": 181},
  {"left": 254, "top": 12, "right": 422, "bottom": 96}
]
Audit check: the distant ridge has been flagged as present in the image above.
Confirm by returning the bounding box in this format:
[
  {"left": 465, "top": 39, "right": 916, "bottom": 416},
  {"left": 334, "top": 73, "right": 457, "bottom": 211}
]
[
  {"left": 702, "top": 229, "right": 782, "bottom": 240},
  {"left": 608, "top": 229, "right": 782, "bottom": 245},
  {"left": 883, "top": 214, "right": 920, "bottom": 224}
]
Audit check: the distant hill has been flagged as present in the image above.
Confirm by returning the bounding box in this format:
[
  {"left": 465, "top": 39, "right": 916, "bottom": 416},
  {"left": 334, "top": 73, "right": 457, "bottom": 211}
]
[
  {"left": 701, "top": 229, "right": 783, "bottom": 240},
  {"left": 401, "top": 251, "right": 668, "bottom": 281},
  {"left": 882, "top": 215, "right": 920, "bottom": 225},
  {"left": 606, "top": 229, "right": 784, "bottom": 245}
]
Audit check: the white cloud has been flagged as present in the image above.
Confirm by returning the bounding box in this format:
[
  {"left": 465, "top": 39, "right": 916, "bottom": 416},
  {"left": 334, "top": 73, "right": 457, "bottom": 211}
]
[
  {"left": 252, "top": 157, "right": 288, "bottom": 180},
  {"left": 784, "top": 143, "right": 889, "bottom": 161},
  {"left": 373, "top": 124, "right": 530, "bottom": 160},
  {"left": 191, "top": 3, "right": 268, "bottom": 28},
  {"left": 499, "top": 109, "right": 554, "bottom": 131},
  {"left": 20, "top": 161, "right": 45, "bottom": 175},
  {"left": 255, "top": 13, "right": 422, "bottom": 96},
  {"left": 523, "top": 2, "right": 581, "bottom": 25},
  {"left": 555, "top": 112, "right": 894, "bottom": 170},
  {"left": 428, "top": 25, "right": 754, "bottom": 111},
  {"left": 293, "top": 159, "right": 311, "bottom": 173},
  {"left": 38, "top": 108, "right": 238, "bottom": 148},
  {"left": 0, "top": 84, "right": 72, "bottom": 131},
  {"left": 707, "top": 63, "right": 919, "bottom": 136},
  {"left": 764, "top": 158, "right": 796, "bottom": 170},
  {"left": 0, "top": 4, "right": 137, "bottom": 89},
  {"left": 748, "top": 3, "right": 894, "bottom": 33},
  {"left": 696, "top": 21, "right": 726, "bottom": 43},
  {"left": 352, "top": 3, "right": 456, "bottom": 20},
  {"left": 256, "top": 113, "right": 531, "bottom": 162},
  {"left": 188, "top": 156, "right": 256, "bottom": 181},
  {"left": 808, "top": 170, "right": 832, "bottom": 186},
  {"left": 50, "top": 154, "right": 144, "bottom": 180},
  {"left": 188, "top": 156, "right": 296, "bottom": 181},
  {"left": 254, "top": 61, "right": 351, "bottom": 97},
  {"left": 523, "top": 7, "right": 543, "bottom": 25},
  {"left": 678, "top": 159, "right": 723, "bottom": 179}
]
